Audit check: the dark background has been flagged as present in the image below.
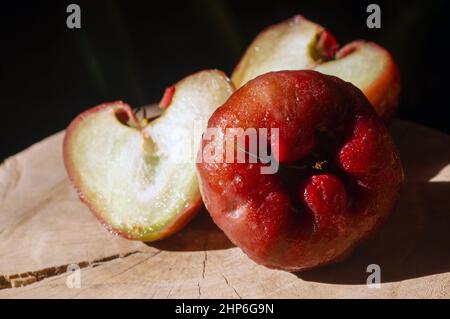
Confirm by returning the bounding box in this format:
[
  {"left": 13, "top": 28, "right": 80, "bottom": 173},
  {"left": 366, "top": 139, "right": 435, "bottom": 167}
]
[{"left": 0, "top": 0, "right": 449, "bottom": 160}]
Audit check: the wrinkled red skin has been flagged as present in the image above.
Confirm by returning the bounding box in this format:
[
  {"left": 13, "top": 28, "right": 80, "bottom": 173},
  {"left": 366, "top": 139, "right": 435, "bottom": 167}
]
[{"left": 197, "top": 70, "right": 403, "bottom": 271}]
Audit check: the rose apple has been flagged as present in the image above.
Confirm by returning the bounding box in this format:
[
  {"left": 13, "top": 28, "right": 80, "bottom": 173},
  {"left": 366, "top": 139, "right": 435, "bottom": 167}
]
[
  {"left": 232, "top": 15, "right": 400, "bottom": 121},
  {"left": 64, "top": 70, "right": 234, "bottom": 241},
  {"left": 197, "top": 70, "right": 403, "bottom": 271}
]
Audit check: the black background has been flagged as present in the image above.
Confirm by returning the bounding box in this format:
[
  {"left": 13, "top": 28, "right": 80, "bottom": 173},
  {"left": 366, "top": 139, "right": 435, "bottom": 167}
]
[
  {"left": 1, "top": 299, "right": 443, "bottom": 316},
  {"left": 1, "top": 0, "right": 449, "bottom": 160}
]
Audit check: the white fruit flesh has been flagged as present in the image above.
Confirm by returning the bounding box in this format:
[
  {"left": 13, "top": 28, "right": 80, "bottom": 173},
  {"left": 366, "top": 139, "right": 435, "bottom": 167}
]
[
  {"left": 314, "top": 42, "right": 391, "bottom": 94},
  {"left": 64, "top": 70, "right": 234, "bottom": 240},
  {"left": 232, "top": 16, "right": 393, "bottom": 99},
  {"left": 232, "top": 15, "right": 322, "bottom": 87}
]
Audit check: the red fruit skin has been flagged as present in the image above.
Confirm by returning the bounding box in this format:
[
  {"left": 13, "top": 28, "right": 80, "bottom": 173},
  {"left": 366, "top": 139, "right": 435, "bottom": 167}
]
[
  {"left": 196, "top": 70, "right": 403, "bottom": 271},
  {"left": 159, "top": 85, "right": 176, "bottom": 109},
  {"left": 301, "top": 174, "right": 347, "bottom": 232},
  {"left": 317, "top": 30, "right": 339, "bottom": 60}
]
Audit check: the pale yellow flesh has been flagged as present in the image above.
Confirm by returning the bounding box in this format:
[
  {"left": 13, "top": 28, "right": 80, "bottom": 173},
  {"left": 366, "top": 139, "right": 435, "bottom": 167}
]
[
  {"left": 232, "top": 16, "right": 323, "bottom": 88},
  {"left": 67, "top": 70, "right": 234, "bottom": 240},
  {"left": 232, "top": 16, "right": 390, "bottom": 95},
  {"left": 315, "top": 44, "right": 389, "bottom": 92}
]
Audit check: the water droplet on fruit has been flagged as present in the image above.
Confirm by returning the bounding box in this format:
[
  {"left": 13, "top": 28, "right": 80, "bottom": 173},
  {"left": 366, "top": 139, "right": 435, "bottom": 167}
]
[
  {"left": 233, "top": 175, "right": 243, "bottom": 187},
  {"left": 227, "top": 201, "right": 246, "bottom": 220}
]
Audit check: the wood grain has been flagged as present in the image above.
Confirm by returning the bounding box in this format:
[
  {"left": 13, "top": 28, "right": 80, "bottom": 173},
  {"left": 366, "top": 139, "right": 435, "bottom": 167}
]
[{"left": 0, "top": 110, "right": 449, "bottom": 298}]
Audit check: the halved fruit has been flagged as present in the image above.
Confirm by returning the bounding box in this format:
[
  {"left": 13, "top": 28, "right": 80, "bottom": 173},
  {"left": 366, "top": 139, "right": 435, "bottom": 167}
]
[
  {"left": 63, "top": 70, "right": 234, "bottom": 241},
  {"left": 232, "top": 15, "right": 400, "bottom": 121}
]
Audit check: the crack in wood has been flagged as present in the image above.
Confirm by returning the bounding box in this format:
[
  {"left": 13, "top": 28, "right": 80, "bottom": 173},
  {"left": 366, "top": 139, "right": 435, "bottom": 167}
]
[
  {"left": 195, "top": 239, "right": 209, "bottom": 299},
  {"left": 201, "top": 249, "right": 207, "bottom": 279},
  {"left": 197, "top": 281, "right": 201, "bottom": 299},
  {"left": 222, "top": 274, "right": 242, "bottom": 299},
  {"left": 0, "top": 250, "right": 143, "bottom": 290},
  {"left": 166, "top": 286, "right": 173, "bottom": 299},
  {"left": 107, "top": 250, "right": 162, "bottom": 281},
  {"left": 68, "top": 251, "right": 162, "bottom": 299}
]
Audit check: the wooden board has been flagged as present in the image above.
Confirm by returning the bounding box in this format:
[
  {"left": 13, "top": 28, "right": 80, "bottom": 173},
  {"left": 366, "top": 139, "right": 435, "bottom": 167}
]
[{"left": 1, "top": 107, "right": 450, "bottom": 298}]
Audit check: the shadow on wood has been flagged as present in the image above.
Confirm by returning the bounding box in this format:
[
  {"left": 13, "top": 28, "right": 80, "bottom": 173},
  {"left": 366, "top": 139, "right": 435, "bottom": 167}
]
[{"left": 147, "top": 209, "right": 235, "bottom": 252}]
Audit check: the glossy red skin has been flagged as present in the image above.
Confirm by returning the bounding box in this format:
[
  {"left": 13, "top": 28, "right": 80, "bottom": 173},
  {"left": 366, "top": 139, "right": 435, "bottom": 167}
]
[
  {"left": 159, "top": 86, "right": 176, "bottom": 109},
  {"left": 317, "top": 30, "right": 338, "bottom": 60},
  {"left": 301, "top": 174, "right": 347, "bottom": 232},
  {"left": 197, "top": 70, "right": 403, "bottom": 271}
]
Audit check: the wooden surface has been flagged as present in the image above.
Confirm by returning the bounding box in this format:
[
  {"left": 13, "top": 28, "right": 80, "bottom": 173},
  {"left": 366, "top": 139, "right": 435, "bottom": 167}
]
[{"left": 0, "top": 113, "right": 449, "bottom": 298}]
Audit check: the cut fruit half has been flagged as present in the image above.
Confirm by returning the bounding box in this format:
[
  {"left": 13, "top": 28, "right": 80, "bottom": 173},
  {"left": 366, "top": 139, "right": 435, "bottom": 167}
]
[
  {"left": 63, "top": 70, "right": 234, "bottom": 241},
  {"left": 232, "top": 15, "right": 324, "bottom": 86},
  {"left": 315, "top": 41, "right": 400, "bottom": 122},
  {"left": 232, "top": 15, "right": 400, "bottom": 121}
]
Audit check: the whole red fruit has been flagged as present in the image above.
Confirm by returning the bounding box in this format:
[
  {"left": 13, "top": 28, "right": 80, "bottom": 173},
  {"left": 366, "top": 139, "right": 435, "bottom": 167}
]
[{"left": 196, "top": 70, "right": 403, "bottom": 271}]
